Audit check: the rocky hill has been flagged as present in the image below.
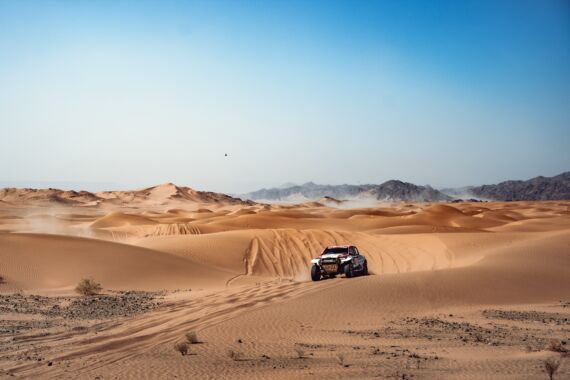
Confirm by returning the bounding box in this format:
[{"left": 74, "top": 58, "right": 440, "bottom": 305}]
[
  {"left": 244, "top": 172, "right": 570, "bottom": 202},
  {"left": 465, "top": 172, "right": 570, "bottom": 201},
  {"left": 242, "top": 180, "right": 451, "bottom": 202}
]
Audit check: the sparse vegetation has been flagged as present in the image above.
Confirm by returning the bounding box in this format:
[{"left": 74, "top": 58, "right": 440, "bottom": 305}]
[
  {"left": 547, "top": 339, "right": 568, "bottom": 354},
  {"left": 473, "top": 332, "right": 485, "bottom": 343},
  {"left": 185, "top": 331, "right": 199, "bottom": 344},
  {"left": 294, "top": 346, "right": 306, "bottom": 359},
  {"left": 174, "top": 341, "right": 189, "bottom": 356},
  {"left": 336, "top": 352, "right": 347, "bottom": 367},
  {"left": 227, "top": 348, "right": 243, "bottom": 361},
  {"left": 75, "top": 278, "right": 102, "bottom": 296},
  {"left": 544, "top": 357, "right": 560, "bottom": 380}
]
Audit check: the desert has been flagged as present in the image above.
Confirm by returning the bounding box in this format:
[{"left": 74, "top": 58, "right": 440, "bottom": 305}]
[
  {"left": 2, "top": 1, "right": 569, "bottom": 378},
  {"left": 0, "top": 183, "right": 569, "bottom": 379}
]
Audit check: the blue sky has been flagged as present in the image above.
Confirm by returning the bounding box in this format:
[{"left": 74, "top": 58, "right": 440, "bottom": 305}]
[{"left": 0, "top": 0, "right": 568, "bottom": 193}]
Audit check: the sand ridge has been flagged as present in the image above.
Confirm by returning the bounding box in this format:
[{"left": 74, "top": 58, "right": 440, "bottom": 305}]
[{"left": 1, "top": 190, "right": 569, "bottom": 379}]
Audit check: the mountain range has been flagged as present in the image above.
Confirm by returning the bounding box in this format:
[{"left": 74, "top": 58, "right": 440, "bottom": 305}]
[
  {"left": 242, "top": 172, "right": 570, "bottom": 202},
  {"left": 460, "top": 171, "right": 570, "bottom": 201},
  {"left": 241, "top": 181, "right": 452, "bottom": 202},
  {"left": 1, "top": 172, "right": 569, "bottom": 206}
]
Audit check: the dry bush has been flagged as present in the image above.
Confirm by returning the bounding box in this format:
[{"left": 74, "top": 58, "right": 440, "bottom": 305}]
[
  {"left": 75, "top": 278, "right": 102, "bottom": 296},
  {"left": 547, "top": 339, "right": 568, "bottom": 354},
  {"left": 174, "top": 341, "right": 189, "bottom": 356},
  {"left": 473, "top": 332, "right": 485, "bottom": 343},
  {"left": 294, "top": 346, "right": 305, "bottom": 359},
  {"left": 0, "top": 275, "right": 4, "bottom": 284},
  {"left": 336, "top": 352, "right": 346, "bottom": 367},
  {"left": 371, "top": 347, "right": 381, "bottom": 355},
  {"left": 185, "top": 331, "right": 199, "bottom": 344},
  {"left": 544, "top": 357, "right": 560, "bottom": 380},
  {"left": 227, "top": 348, "right": 242, "bottom": 361}
]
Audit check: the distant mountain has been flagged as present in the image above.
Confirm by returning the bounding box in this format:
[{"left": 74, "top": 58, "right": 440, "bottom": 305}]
[
  {"left": 242, "top": 180, "right": 451, "bottom": 202},
  {"left": 464, "top": 172, "right": 570, "bottom": 201},
  {"left": 243, "top": 172, "right": 570, "bottom": 202},
  {"left": 3, "top": 172, "right": 567, "bottom": 207}
]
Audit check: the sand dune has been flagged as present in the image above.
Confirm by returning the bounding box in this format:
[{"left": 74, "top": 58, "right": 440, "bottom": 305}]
[
  {"left": 1, "top": 193, "right": 569, "bottom": 379},
  {"left": 91, "top": 212, "right": 158, "bottom": 228},
  {"left": 0, "top": 183, "right": 251, "bottom": 209},
  {"left": 2, "top": 199, "right": 569, "bottom": 287},
  {"left": 0, "top": 233, "right": 234, "bottom": 293}
]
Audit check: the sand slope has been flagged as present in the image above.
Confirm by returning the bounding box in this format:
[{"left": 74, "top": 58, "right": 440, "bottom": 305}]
[
  {"left": 1, "top": 195, "right": 569, "bottom": 379},
  {"left": 0, "top": 233, "right": 234, "bottom": 292}
]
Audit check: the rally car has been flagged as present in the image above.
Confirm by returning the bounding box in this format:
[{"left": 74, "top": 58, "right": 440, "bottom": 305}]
[{"left": 310, "top": 245, "right": 368, "bottom": 281}]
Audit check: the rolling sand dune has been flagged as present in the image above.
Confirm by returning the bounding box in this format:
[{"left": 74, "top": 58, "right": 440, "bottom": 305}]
[
  {"left": 0, "top": 233, "right": 234, "bottom": 292},
  {"left": 91, "top": 212, "right": 159, "bottom": 229},
  {"left": 0, "top": 189, "right": 569, "bottom": 379}
]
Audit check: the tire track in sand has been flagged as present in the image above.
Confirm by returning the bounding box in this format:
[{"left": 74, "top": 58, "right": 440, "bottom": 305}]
[{"left": 7, "top": 278, "right": 346, "bottom": 378}]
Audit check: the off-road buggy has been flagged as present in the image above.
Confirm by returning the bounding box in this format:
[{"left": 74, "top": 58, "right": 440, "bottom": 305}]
[{"left": 310, "top": 245, "right": 368, "bottom": 281}]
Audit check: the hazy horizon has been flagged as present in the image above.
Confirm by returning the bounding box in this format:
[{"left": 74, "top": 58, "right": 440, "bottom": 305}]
[
  {"left": 1, "top": 0, "right": 569, "bottom": 194},
  {"left": 0, "top": 169, "right": 568, "bottom": 195}
]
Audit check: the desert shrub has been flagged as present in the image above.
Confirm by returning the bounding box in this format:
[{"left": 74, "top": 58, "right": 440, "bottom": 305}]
[
  {"left": 371, "top": 347, "right": 381, "bottom": 355},
  {"left": 547, "top": 339, "right": 567, "bottom": 353},
  {"left": 75, "top": 278, "right": 102, "bottom": 296},
  {"left": 336, "top": 352, "right": 346, "bottom": 367},
  {"left": 294, "top": 346, "right": 305, "bottom": 359},
  {"left": 174, "top": 341, "right": 189, "bottom": 356},
  {"left": 0, "top": 275, "right": 4, "bottom": 284},
  {"left": 185, "top": 331, "right": 199, "bottom": 344},
  {"left": 544, "top": 357, "right": 560, "bottom": 380},
  {"left": 473, "top": 332, "right": 485, "bottom": 343},
  {"left": 227, "top": 348, "right": 242, "bottom": 361}
]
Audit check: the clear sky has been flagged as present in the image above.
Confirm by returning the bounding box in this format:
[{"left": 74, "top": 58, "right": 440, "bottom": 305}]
[{"left": 1, "top": 0, "right": 569, "bottom": 193}]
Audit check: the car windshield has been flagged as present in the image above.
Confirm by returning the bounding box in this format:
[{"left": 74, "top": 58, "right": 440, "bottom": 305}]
[{"left": 323, "top": 247, "right": 348, "bottom": 255}]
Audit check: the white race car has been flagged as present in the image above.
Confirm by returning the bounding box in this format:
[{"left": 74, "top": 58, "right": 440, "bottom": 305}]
[{"left": 310, "top": 245, "right": 368, "bottom": 281}]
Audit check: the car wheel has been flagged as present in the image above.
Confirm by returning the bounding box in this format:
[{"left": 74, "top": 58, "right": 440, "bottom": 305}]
[
  {"left": 344, "top": 263, "right": 354, "bottom": 278},
  {"left": 362, "top": 261, "right": 369, "bottom": 276},
  {"left": 311, "top": 265, "right": 321, "bottom": 281}
]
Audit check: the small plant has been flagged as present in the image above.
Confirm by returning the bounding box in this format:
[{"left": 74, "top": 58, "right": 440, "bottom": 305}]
[
  {"left": 185, "top": 331, "right": 199, "bottom": 344},
  {"left": 228, "top": 348, "right": 242, "bottom": 361},
  {"left": 294, "top": 346, "right": 305, "bottom": 359},
  {"left": 174, "top": 341, "right": 189, "bottom": 356},
  {"left": 544, "top": 357, "right": 560, "bottom": 380},
  {"left": 75, "top": 278, "right": 102, "bottom": 296},
  {"left": 473, "top": 332, "right": 485, "bottom": 343},
  {"left": 547, "top": 339, "right": 567, "bottom": 354},
  {"left": 336, "top": 352, "right": 347, "bottom": 367}
]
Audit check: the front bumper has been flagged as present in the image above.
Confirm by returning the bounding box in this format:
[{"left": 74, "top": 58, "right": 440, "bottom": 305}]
[
  {"left": 320, "top": 258, "right": 342, "bottom": 274},
  {"left": 322, "top": 263, "right": 339, "bottom": 273}
]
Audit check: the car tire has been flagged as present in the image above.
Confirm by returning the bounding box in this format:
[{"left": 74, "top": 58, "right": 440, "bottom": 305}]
[
  {"left": 362, "top": 261, "right": 369, "bottom": 276},
  {"left": 311, "top": 265, "right": 321, "bottom": 281},
  {"left": 344, "top": 263, "right": 354, "bottom": 278}
]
